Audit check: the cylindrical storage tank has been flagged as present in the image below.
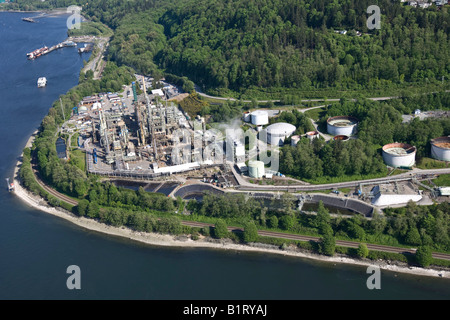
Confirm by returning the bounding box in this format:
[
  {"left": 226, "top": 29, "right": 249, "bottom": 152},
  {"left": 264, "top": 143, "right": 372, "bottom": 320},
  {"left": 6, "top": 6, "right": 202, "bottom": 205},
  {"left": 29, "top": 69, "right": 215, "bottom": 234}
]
[
  {"left": 327, "top": 116, "right": 358, "bottom": 136},
  {"left": 248, "top": 160, "right": 265, "bottom": 178},
  {"left": 243, "top": 112, "right": 251, "bottom": 122},
  {"left": 291, "top": 135, "right": 301, "bottom": 146},
  {"left": 78, "top": 106, "right": 88, "bottom": 114},
  {"left": 333, "top": 135, "right": 349, "bottom": 142},
  {"left": 382, "top": 143, "right": 416, "bottom": 168},
  {"left": 306, "top": 131, "right": 320, "bottom": 140},
  {"left": 251, "top": 110, "right": 269, "bottom": 126},
  {"left": 266, "top": 122, "right": 296, "bottom": 146},
  {"left": 431, "top": 136, "right": 450, "bottom": 161}
]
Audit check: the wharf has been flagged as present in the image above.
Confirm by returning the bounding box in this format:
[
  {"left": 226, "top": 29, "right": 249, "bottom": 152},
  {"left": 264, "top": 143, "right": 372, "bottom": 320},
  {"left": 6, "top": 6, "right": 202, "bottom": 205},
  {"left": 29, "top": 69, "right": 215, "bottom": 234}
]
[{"left": 26, "top": 39, "right": 78, "bottom": 60}]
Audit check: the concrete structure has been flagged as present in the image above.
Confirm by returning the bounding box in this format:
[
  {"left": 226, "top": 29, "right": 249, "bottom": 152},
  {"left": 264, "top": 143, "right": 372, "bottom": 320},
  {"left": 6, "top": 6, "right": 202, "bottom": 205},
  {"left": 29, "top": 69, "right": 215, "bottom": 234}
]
[
  {"left": 248, "top": 160, "right": 265, "bottom": 178},
  {"left": 382, "top": 143, "right": 416, "bottom": 168},
  {"left": 431, "top": 136, "right": 450, "bottom": 161},
  {"left": 243, "top": 112, "right": 251, "bottom": 123},
  {"left": 265, "top": 122, "right": 296, "bottom": 146},
  {"left": 327, "top": 116, "right": 358, "bottom": 136},
  {"left": 250, "top": 110, "right": 269, "bottom": 126}
]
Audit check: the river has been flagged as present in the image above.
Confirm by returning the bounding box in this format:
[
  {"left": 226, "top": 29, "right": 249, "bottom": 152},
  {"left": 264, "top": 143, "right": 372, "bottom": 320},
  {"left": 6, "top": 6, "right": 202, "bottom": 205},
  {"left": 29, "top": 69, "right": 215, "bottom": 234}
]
[{"left": 0, "top": 11, "right": 449, "bottom": 300}]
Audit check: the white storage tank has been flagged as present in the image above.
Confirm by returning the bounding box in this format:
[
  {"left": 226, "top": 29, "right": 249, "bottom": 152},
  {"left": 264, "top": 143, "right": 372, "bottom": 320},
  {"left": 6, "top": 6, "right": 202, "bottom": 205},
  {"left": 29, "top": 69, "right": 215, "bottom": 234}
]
[
  {"left": 306, "top": 131, "right": 320, "bottom": 140},
  {"left": 266, "top": 122, "right": 296, "bottom": 146},
  {"left": 327, "top": 116, "right": 358, "bottom": 136},
  {"left": 248, "top": 160, "right": 265, "bottom": 178},
  {"left": 291, "top": 135, "right": 301, "bottom": 146},
  {"left": 251, "top": 110, "right": 269, "bottom": 126},
  {"left": 382, "top": 143, "right": 416, "bottom": 168},
  {"left": 431, "top": 136, "right": 450, "bottom": 161}
]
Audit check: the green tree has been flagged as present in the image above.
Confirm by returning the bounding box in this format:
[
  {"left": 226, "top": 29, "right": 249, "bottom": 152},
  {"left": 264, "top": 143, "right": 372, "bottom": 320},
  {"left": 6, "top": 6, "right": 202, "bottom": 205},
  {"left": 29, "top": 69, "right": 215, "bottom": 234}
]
[
  {"left": 268, "top": 216, "right": 278, "bottom": 229},
  {"left": 405, "top": 227, "right": 422, "bottom": 246},
  {"left": 243, "top": 221, "right": 259, "bottom": 243},
  {"left": 87, "top": 201, "right": 99, "bottom": 219},
  {"left": 76, "top": 199, "right": 89, "bottom": 217},
  {"left": 356, "top": 243, "right": 369, "bottom": 259},
  {"left": 320, "top": 226, "right": 335, "bottom": 256},
  {"left": 213, "top": 219, "right": 229, "bottom": 239},
  {"left": 279, "top": 215, "right": 294, "bottom": 231},
  {"left": 415, "top": 246, "right": 433, "bottom": 268}
]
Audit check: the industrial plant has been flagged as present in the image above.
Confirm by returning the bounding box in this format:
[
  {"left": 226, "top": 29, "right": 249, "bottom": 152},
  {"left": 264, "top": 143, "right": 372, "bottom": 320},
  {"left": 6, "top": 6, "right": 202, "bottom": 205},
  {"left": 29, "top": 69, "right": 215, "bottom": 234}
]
[{"left": 59, "top": 78, "right": 449, "bottom": 214}]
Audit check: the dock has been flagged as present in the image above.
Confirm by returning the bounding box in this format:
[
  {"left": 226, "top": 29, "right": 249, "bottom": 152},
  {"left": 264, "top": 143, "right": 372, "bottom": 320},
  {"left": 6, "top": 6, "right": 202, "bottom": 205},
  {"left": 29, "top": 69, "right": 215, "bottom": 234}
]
[{"left": 26, "top": 40, "right": 78, "bottom": 60}]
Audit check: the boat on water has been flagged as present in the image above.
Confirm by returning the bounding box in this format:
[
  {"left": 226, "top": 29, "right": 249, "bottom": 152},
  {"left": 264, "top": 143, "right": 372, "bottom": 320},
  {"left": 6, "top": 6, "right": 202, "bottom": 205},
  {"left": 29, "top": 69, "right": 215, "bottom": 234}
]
[
  {"left": 27, "top": 46, "right": 49, "bottom": 60},
  {"left": 22, "top": 17, "right": 36, "bottom": 23},
  {"left": 37, "top": 77, "right": 47, "bottom": 88},
  {"left": 6, "top": 178, "right": 14, "bottom": 192}
]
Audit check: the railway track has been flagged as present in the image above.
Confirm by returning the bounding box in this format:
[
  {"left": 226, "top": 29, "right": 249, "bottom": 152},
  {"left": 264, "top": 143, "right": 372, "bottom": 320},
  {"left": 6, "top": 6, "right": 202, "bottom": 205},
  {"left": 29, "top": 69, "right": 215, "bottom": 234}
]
[
  {"left": 31, "top": 164, "right": 79, "bottom": 207},
  {"left": 181, "top": 221, "right": 450, "bottom": 260},
  {"left": 27, "top": 160, "right": 450, "bottom": 261}
]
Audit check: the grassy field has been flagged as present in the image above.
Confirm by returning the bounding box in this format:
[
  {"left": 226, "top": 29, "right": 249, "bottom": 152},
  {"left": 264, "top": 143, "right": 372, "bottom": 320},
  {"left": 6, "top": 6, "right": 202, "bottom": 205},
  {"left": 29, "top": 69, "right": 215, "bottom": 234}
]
[
  {"left": 304, "top": 107, "right": 327, "bottom": 121},
  {"left": 416, "top": 157, "right": 448, "bottom": 170},
  {"left": 432, "top": 174, "right": 450, "bottom": 186},
  {"left": 68, "top": 21, "right": 113, "bottom": 37},
  {"left": 69, "top": 148, "right": 86, "bottom": 172}
]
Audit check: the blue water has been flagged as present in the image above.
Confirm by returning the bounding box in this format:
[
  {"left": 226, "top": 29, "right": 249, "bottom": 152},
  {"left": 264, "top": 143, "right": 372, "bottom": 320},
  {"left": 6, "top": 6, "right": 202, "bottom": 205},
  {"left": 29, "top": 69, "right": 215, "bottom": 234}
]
[{"left": 0, "top": 12, "right": 449, "bottom": 300}]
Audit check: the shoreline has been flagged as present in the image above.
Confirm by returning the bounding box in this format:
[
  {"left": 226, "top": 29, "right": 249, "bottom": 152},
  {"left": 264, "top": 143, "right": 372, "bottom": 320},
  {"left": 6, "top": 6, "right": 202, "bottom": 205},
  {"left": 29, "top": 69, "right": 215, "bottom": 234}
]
[{"left": 11, "top": 147, "right": 450, "bottom": 280}]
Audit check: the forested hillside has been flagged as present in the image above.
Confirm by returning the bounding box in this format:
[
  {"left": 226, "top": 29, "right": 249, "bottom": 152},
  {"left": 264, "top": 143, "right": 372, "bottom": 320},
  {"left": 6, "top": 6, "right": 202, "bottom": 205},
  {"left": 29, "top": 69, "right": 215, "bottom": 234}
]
[{"left": 7, "top": 0, "right": 450, "bottom": 98}]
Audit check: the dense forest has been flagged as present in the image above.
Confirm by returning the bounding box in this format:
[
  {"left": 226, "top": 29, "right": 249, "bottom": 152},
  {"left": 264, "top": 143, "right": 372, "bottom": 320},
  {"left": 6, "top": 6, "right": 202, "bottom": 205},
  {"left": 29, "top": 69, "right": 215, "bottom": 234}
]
[{"left": 6, "top": 0, "right": 450, "bottom": 97}]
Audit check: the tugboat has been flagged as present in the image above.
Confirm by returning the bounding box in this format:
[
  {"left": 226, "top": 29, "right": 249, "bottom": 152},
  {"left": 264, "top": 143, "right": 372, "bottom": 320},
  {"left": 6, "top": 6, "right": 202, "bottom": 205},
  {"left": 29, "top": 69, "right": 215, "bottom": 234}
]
[
  {"left": 37, "top": 77, "right": 47, "bottom": 88},
  {"left": 6, "top": 178, "right": 14, "bottom": 192}
]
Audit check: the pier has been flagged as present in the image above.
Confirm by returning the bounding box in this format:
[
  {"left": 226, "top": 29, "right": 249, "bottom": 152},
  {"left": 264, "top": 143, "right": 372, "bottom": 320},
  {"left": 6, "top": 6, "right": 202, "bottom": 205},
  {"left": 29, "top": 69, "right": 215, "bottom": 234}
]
[{"left": 24, "top": 37, "right": 95, "bottom": 60}]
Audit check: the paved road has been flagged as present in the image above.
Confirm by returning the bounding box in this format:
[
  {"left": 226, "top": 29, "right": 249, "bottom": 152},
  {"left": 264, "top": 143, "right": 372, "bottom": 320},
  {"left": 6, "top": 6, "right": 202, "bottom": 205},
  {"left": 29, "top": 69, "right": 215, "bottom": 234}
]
[{"left": 195, "top": 87, "right": 450, "bottom": 104}]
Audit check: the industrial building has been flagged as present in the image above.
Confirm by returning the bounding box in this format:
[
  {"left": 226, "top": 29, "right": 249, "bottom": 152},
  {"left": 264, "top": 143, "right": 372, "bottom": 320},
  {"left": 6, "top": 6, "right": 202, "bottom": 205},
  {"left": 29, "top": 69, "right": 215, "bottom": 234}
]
[
  {"left": 382, "top": 143, "right": 416, "bottom": 168},
  {"left": 431, "top": 136, "right": 450, "bottom": 161},
  {"left": 370, "top": 182, "right": 422, "bottom": 207},
  {"left": 326, "top": 116, "right": 358, "bottom": 136},
  {"left": 265, "top": 122, "right": 296, "bottom": 146}
]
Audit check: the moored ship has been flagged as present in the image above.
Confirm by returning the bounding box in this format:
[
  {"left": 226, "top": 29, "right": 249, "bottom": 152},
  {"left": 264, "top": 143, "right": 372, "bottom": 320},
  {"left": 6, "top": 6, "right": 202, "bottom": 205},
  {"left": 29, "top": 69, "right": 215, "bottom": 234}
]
[
  {"left": 37, "top": 77, "right": 47, "bottom": 88},
  {"left": 27, "top": 46, "right": 49, "bottom": 60}
]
